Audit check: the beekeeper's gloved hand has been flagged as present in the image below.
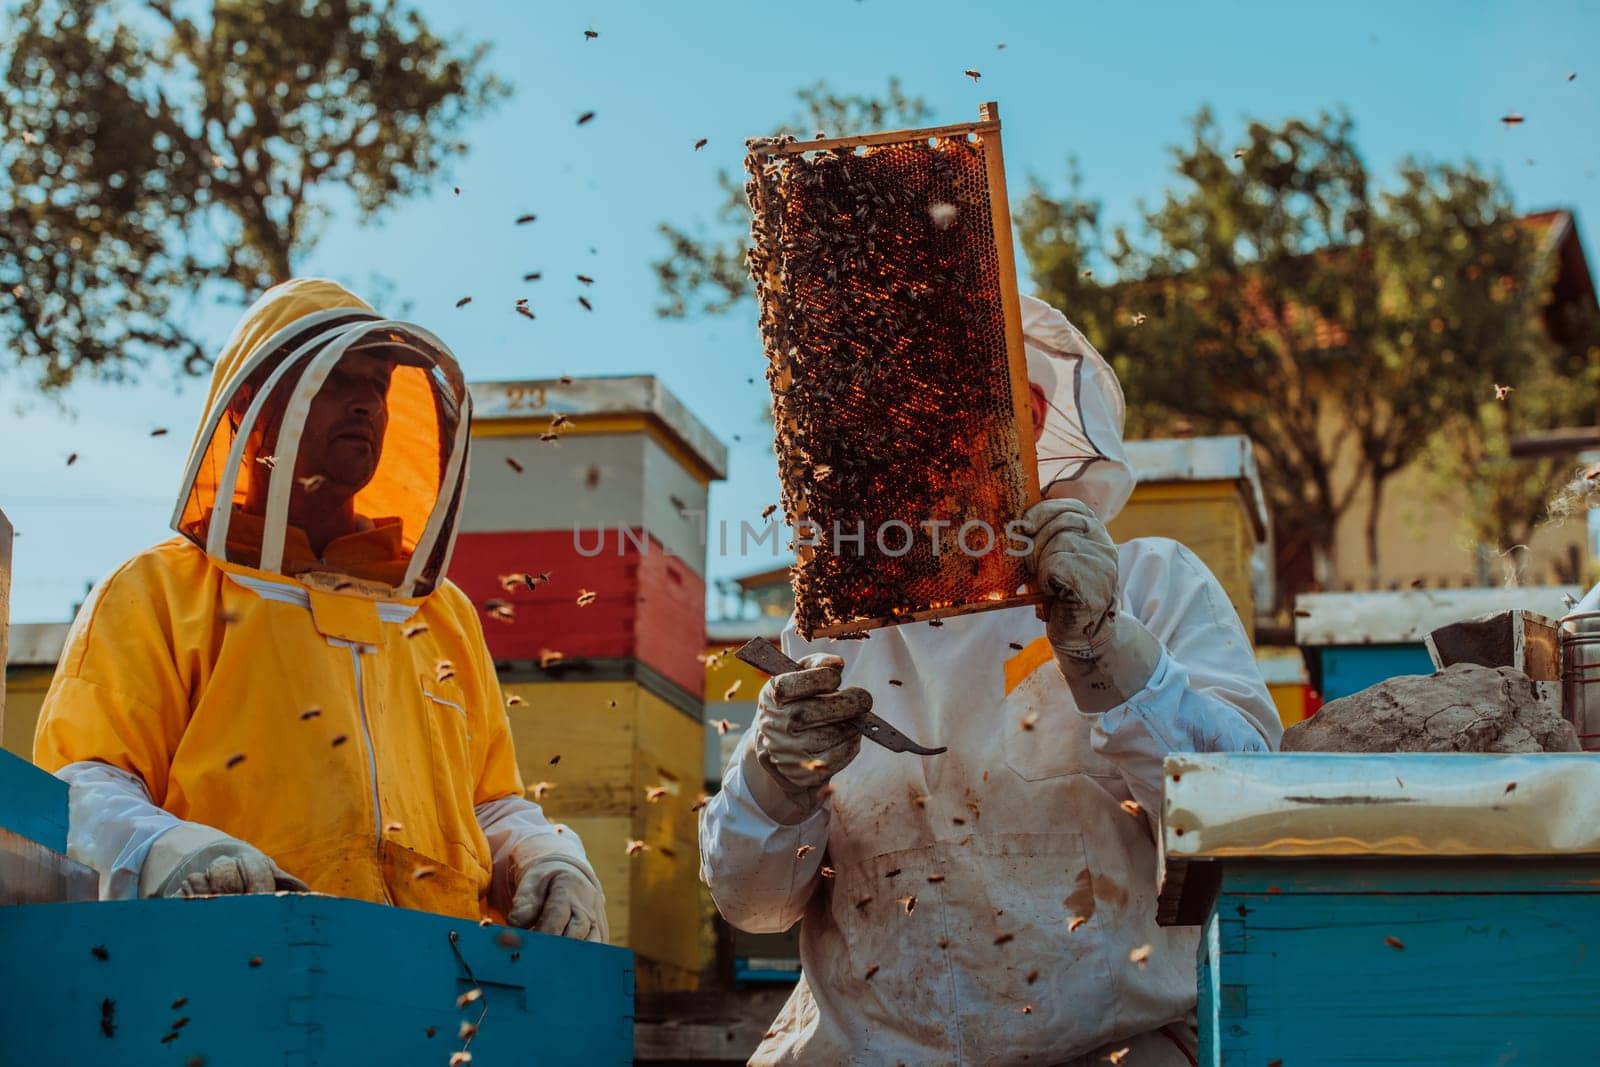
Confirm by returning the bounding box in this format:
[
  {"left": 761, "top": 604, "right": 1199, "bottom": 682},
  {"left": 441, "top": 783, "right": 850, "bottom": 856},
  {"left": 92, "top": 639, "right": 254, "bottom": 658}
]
[
  {"left": 742, "top": 653, "right": 871, "bottom": 825},
  {"left": 140, "top": 822, "right": 308, "bottom": 898},
  {"left": 506, "top": 844, "right": 609, "bottom": 942},
  {"left": 1020, "top": 498, "right": 1163, "bottom": 712}
]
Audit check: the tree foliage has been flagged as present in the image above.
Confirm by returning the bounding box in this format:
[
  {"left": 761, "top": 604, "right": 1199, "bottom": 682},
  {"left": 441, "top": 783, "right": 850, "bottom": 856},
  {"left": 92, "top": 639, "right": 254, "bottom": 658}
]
[
  {"left": 652, "top": 78, "right": 930, "bottom": 318},
  {"left": 0, "top": 0, "right": 504, "bottom": 391},
  {"left": 1018, "top": 109, "right": 1598, "bottom": 594}
]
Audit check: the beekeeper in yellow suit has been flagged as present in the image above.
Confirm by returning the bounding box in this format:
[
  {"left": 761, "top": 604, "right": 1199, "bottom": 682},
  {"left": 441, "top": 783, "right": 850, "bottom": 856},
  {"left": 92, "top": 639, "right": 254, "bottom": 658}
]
[{"left": 34, "top": 278, "right": 607, "bottom": 939}]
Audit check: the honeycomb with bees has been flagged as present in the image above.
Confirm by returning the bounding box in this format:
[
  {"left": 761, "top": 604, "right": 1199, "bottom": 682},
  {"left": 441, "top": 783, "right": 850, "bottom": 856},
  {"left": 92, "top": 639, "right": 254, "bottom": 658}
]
[{"left": 746, "top": 102, "right": 1042, "bottom": 639}]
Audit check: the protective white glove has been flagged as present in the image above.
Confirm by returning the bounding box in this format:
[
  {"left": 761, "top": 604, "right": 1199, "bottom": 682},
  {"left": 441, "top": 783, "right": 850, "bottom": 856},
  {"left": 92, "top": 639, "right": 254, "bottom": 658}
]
[
  {"left": 1020, "top": 498, "right": 1162, "bottom": 712},
  {"left": 505, "top": 842, "right": 609, "bottom": 942},
  {"left": 742, "top": 653, "right": 871, "bottom": 825},
  {"left": 139, "top": 822, "right": 308, "bottom": 898}
]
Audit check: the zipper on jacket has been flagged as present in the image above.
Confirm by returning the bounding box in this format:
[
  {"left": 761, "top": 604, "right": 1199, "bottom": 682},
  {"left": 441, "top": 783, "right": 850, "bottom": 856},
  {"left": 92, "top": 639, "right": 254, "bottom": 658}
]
[{"left": 345, "top": 643, "right": 385, "bottom": 855}]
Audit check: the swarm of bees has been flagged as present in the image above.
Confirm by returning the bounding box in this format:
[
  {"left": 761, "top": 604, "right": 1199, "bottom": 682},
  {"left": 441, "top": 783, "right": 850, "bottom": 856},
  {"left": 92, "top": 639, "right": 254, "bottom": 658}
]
[{"left": 745, "top": 115, "right": 1032, "bottom": 638}]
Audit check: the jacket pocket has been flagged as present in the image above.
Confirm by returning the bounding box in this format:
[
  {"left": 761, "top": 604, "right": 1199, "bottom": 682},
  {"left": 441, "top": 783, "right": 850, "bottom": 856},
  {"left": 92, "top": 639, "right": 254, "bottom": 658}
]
[
  {"left": 420, "top": 671, "right": 473, "bottom": 775},
  {"left": 382, "top": 839, "right": 486, "bottom": 921},
  {"left": 1000, "top": 661, "right": 1122, "bottom": 782},
  {"left": 829, "top": 845, "right": 959, "bottom": 1057},
  {"left": 830, "top": 832, "right": 1119, "bottom": 1063},
  {"left": 418, "top": 671, "right": 483, "bottom": 862}
]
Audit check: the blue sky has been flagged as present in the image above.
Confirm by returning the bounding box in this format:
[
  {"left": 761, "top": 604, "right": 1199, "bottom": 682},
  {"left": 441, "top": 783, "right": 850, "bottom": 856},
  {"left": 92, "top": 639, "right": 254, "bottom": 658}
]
[{"left": 3, "top": 0, "right": 1598, "bottom": 622}]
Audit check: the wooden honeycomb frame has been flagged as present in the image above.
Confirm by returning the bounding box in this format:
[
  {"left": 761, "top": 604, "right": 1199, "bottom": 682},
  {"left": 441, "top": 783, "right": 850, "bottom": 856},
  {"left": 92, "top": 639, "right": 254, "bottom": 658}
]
[{"left": 747, "top": 102, "right": 1044, "bottom": 639}]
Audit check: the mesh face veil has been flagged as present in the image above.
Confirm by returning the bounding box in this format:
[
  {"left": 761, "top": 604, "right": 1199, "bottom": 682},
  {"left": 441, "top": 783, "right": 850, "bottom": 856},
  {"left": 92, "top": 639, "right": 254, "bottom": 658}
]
[
  {"left": 1021, "top": 294, "right": 1136, "bottom": 524},
  {"left": 171, "top": 280, "right": 471, "bottom": 597}
]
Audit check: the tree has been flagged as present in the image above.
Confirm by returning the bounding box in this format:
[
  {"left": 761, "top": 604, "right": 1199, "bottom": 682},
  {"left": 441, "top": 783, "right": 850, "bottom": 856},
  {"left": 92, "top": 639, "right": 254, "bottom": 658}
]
[
  {"left": 1420, "top": 269, "right": 1600, "bottom": 585},
  {"left": 653, "top": 78, "right": 930, "bottom": 319},
  {"left": 1018, "top": 109, "right": 1593, "bottom": 596},
  {"left": 0, "top": 0, "right": 504, "bottom": 391}
]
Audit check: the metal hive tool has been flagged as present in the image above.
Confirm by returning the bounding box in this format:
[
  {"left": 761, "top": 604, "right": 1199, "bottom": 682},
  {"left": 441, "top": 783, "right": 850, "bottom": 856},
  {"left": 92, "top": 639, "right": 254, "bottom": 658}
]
[{"left": 746, "top": 101, "right": 1043, "bottom": 640}]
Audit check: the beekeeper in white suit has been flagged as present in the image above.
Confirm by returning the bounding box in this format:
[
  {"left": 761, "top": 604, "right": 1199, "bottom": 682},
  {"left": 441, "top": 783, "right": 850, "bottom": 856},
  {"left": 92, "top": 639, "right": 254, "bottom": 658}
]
[{"left": 700, "top": 295, "right": 1282, "bottom": 1066}]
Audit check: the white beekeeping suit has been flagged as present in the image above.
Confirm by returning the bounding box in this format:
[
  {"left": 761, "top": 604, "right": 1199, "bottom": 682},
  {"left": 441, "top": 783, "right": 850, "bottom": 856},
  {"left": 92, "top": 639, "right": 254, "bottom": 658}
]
[{"left": 700, "top": 294, "right": 1281, "bottom": 1066}]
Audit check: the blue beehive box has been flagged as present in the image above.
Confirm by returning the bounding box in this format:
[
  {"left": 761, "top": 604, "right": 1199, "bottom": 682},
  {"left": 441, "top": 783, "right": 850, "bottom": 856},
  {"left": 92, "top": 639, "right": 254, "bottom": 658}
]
[
  {"left": 1293, "top": 588, "right": 1581, "bottom": 701},
  {"left": 1160, "top": 753, "right": 1600, "bottom": 1065},
  {"left": 0, "top": 743, "right": 632, "bottom": 1060},
  {"left": 0, "top": 747, "right": 70, "bottom": 854},
  {"left": 0, "top": 893, "right": 634, "bottom": 1064}
]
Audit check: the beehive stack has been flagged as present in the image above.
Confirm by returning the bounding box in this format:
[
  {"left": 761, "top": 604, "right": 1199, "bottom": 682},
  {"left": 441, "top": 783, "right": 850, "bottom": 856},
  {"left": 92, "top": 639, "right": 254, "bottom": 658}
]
[
  {"left": 746, "top": 102, "right": 1041, "bottom": 639},
  {"left": 449, "top": 376, "right": 727, "bottom": 991}
]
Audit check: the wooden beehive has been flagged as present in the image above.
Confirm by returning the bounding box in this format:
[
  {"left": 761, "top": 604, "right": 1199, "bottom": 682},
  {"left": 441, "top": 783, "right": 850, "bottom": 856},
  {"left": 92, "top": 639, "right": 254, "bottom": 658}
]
[{"left": 746, "top": 102, "right": 1042, "bottom": 639}]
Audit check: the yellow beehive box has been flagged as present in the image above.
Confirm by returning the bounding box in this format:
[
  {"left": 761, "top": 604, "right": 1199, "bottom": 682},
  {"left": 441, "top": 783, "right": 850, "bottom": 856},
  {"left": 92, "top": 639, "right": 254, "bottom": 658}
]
[
  {"left": 503, "top": 674, "right": 706, "bottom": 990},
  {"left": 1107, "top": 437, "right": 1270, "bottom": 641},
  {"left": 3, "top": 623, "right": 69, "bottom": 760}
]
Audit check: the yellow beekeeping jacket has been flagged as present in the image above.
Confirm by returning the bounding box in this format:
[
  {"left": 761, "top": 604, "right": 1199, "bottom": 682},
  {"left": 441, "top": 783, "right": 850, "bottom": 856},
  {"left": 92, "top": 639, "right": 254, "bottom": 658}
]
[{"left": 34, "top": 278, "right": 522, "bottom": 920}]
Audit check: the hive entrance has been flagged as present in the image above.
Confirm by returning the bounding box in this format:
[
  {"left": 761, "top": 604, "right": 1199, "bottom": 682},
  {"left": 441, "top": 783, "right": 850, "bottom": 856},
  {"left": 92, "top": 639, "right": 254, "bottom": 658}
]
[{"left": 747, "top": 102, "right": 1043, "bottom": 639}]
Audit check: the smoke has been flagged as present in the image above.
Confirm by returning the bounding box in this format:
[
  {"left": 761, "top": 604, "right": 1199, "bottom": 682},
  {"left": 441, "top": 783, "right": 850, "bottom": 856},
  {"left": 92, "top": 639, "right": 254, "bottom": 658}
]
[
  {"left": 1497, "top": 544, "right": 1530, "bottom": 588},
  {"left": 1546, "top": 463, "right": 1600, "bottom": 524}
]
